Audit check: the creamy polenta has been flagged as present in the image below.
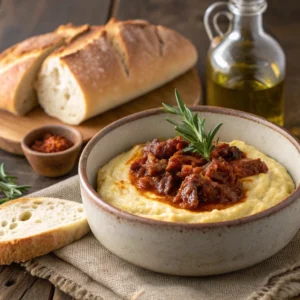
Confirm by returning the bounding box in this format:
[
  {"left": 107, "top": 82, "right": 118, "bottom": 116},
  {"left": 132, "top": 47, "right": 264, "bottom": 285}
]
[{"left": 97, "top": 140, "right": 295, "bottom": 223}]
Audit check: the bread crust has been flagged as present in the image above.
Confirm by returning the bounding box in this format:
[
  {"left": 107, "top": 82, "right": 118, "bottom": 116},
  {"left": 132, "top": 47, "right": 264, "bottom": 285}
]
[
  {"left": 0, "top": 33, "right": 64, "bottom": 115},
  {"left": 0, "top": 197, "right": 90, "bottom": 265},
  {"left": 0, "top": 56, "right": 38, "bottom": 113},
  {"left": 55, "top": 23, "right": 90, "bottom": 43},
  {"left": 0, "top": 33, "right": 63, "bottom": 67},
  {"left": 37, "top": 19, "right": 198, "bottom": 124},
  {"left": 0, "top": 24, "right": 91, "bottom": 115}
]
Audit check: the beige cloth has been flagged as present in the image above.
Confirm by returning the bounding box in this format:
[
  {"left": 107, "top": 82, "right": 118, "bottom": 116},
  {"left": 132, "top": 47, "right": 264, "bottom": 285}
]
[{"left": 22, "top": 176, "right": 300, "bottom": 300}]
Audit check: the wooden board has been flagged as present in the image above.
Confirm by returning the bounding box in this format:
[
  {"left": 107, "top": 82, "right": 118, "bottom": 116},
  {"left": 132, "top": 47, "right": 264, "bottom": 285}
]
[{"left": 0, "top": 68, "right": 202, "bottom": 155}]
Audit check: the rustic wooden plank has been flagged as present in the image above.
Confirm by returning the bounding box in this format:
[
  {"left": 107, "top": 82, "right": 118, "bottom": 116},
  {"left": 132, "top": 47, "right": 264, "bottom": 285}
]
[
  {"left": 262, "top": 5, "right": 299, "bottom": 131},
  {"left": 0, "top": 0, "right": 112, "bottom": 51},
  {"left": 53, "top": 288, "right": 74, "bottom": 300},
  {"left": 21, "top": 278, "right": 53, "bottom": 300},
  {"left": 0, "top": 264, "right": 37, "bottom": 300},
  {"left": 263, "top": 0, "right": 300, "bottom": 132},
  {"left": 282, "top": 77, "right": 300, "bottom": 136}
]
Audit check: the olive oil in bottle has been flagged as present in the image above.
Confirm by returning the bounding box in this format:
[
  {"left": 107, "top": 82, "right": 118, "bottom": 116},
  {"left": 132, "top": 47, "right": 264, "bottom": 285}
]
[
  {"left": 206, "top": 62, "right": 284, "bottom": 125},
  {"left": 204, "top": 0, "right": 285, "bottom": 126}
]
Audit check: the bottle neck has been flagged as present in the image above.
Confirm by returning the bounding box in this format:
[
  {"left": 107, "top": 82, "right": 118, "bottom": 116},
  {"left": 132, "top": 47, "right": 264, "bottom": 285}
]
[
  {"left": 232, "top": 13, "right": 263, "bottom": 36},
  {"left": 229, "top": 0, "right": 267, "bottom": 37}
]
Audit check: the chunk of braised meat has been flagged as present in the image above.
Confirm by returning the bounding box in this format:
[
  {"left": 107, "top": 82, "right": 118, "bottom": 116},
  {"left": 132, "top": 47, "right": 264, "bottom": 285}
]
[
  {"left": 136, "top": 173, "right": 174, "bottom": 195},
  {"left": 173, "top": 174, "right": 206, "bottom": 209},
  {"left": 174, "top": 174, "right": 221, "bottom": 209},
  {"left": 129, "top": 153, "right": 167, "bottom": 177},
  {"left": 174, "top": 173, "right": 244, "bottom": 209},
  {"left": 144, "top": 153, "right": 167, "bottom": 176},
  {"left": 210, "top": 143, "right": 244, "bottom": 162},
  {"left": 180, "top": 165, "right": 193, "bottom": 178},
  {"left": 217, "top": 181, "right": 244, "bottom": 203},
  {"left": 166, "top": 151, "right": 207, "bottom": 173},
  {"left": 198, "top": 177, "right": 220, "bottom": 203},
  {"left": 157, "top": 174, "right": 174, "bottom": 194},
  {"left": 130, "top": 157, "right": 147, "bottom": 177},
  {"left": 136, "top": 176, "right": 154, "bottom": 190},
  {"left": 143, "top": 137, "right": 188, "bottom": 159},
  {"left": 231, "top": 158, "right": 268, "bottom": 178},
  {"left": 177, "top": 165, "right": 204, "bottom": 179},
  {"left": 204, "top": 158, "right": 236, "bottom": 185}
]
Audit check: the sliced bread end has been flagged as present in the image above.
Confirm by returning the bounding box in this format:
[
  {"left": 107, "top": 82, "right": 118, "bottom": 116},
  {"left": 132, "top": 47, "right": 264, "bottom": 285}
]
[{"left": 0, "top": 197, "right": 90, "bottom": 265}]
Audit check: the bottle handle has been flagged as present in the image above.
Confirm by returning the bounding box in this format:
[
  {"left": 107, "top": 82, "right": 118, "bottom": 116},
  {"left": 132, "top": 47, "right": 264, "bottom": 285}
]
[{"left": 204, "top": 1, "right": 233, "bottom": 41}]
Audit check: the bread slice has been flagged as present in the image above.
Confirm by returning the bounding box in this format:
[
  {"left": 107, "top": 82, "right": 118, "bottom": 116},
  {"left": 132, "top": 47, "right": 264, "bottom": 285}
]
[
  {"left": 0, "top": 197, "right": 89, "bottom": 265},
  {"left": 0, "top": 24, "right": 90, "bottom": 115},
  {"left": 36, "top": 18, "right": 198, "bottom": 125}
]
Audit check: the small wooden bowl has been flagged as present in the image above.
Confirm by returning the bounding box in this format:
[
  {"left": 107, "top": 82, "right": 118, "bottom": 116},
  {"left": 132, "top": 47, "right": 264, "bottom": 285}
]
[{"left": 21, "top": 125, "right": 82, "bottom": 177}]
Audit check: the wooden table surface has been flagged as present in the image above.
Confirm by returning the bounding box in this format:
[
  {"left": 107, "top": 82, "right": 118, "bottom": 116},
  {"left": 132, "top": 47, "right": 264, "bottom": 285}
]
[{"left": 0, "top": 0, "right": 299, "bottom": 299}]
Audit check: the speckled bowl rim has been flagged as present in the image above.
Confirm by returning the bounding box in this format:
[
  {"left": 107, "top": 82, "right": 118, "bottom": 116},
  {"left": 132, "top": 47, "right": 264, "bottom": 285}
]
[
  {"left": 21, "top": 124, "right": 83, "bottom": 157},
  {"left": 79, "top": 106, "right": 300, "bottom": 229}
]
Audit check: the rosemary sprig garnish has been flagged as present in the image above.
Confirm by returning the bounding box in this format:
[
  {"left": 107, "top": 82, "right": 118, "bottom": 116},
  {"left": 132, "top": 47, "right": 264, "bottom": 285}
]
[
  {"left": 0, "top": 163, "right": 31, "bottom": 204},
  {"left": 162, "top": 89, "right": 223, "bottom": 162}
]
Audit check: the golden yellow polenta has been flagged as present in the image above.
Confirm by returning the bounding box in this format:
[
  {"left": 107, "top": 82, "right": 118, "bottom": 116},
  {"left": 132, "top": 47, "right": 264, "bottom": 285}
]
[{"left": 97, "top": 140, "right": 294, "bottom": 223}]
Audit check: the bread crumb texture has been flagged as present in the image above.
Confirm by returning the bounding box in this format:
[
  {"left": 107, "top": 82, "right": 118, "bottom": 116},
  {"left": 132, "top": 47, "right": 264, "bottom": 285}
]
[{"left": 0, "top": 197, "right": 86, "bottom": 241}]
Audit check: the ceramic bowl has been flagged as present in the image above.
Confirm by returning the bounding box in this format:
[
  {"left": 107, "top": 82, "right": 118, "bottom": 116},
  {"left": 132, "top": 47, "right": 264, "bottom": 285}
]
[
  {"left": 79, "top": 107, "right": 300, "bottom": 276},
  {"left": 22, "top": 125, "right": 82, "bottom": 177}
]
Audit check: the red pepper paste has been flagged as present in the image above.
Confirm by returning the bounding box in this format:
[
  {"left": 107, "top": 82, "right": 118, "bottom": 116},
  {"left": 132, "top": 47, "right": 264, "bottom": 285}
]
[{"left": 31, "top": 133, "right": 73, "bottom": 153}]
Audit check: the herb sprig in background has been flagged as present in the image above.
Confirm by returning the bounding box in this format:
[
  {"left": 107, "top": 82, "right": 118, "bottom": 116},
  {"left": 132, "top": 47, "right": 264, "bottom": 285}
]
[{"left": 0, "top": 163, "right": 30, "bottom": 204}]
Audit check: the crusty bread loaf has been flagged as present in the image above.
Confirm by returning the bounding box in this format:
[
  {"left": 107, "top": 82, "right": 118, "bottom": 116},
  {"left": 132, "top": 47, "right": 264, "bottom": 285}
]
[
  {"left": 0, "top": 24, "right": 90, "bottom": 115},
  {"left": 0, "top": 197, "right": 89, "bottom": 265},
  {"left": 37, "top": 18, "right": 198, "bottom": 125}
]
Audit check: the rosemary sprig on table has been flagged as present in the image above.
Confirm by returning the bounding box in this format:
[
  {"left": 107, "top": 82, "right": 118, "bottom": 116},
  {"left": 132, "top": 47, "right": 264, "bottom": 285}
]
[
  {"left": 0, "top": 163, "right": 31, "bottom": 204},
  {"left": 162, "top": 89, "right": 223, "bottom": 162}
]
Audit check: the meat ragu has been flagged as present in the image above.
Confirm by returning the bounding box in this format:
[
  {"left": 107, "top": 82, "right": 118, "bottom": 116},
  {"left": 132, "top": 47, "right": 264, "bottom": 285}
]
[{"left": 129, "top": 137, "right": 268, "bottom": 211}]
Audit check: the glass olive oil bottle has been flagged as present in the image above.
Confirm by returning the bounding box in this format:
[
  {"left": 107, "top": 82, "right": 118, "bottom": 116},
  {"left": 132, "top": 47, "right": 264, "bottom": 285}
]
[{"left": 204, "top": 0, "right": 285, "bottom": 126}]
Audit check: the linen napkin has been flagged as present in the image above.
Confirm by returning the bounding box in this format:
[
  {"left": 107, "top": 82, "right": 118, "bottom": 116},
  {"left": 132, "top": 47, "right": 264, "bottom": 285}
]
[{"left": 22, "top": 176, "right": 300, "bottom": 300}]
